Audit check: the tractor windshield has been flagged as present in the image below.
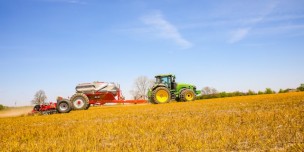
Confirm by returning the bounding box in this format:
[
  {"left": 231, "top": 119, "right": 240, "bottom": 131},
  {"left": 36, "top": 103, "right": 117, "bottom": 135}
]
[
  {"left": 161, "top": 77, "right": 169, "bottom": 84},
  {"left": 156, "top": 77, "right": 161, "bottom": 83},
  {"left": 155, "top": 76, "right": 169, "bottom": 84}
]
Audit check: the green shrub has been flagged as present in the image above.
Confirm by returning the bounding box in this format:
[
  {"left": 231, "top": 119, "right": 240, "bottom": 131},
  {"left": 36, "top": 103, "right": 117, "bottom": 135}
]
[
  {"left": 247, "top": 90, "right": 256, "bottom": 95},
  {"left": 258, "top": 91, "right": 264, "bottom": 95},
  {"left": 297, "top": 84, "right": 304, "bottom": 91},
  {"left": 265, "top": 88, "right": 274, "bottom": 94},
  {"left": 0, "top": 104, "right": 5, "bottom": 110}
]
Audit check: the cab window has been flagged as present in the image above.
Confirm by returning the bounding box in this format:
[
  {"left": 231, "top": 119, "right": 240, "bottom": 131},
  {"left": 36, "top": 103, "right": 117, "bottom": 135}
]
[{"left": 161, "top": 77, "right": 168, "bottom": 84}]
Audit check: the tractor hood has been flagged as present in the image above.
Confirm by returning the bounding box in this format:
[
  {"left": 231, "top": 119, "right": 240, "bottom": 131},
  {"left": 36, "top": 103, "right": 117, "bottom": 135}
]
[
  {"left": 177, "top": 83, "right": 196, "bottom": 88},
  {"left": 177, "top": 83, "right": 201, "bottom": 95}
]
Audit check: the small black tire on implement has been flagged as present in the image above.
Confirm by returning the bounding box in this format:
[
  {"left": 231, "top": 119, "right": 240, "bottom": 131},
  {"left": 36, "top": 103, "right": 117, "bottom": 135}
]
[
  {"left": 33, "top": 105, "right": 41, "bottom": 111},
  {"left": 180, "top": 89, "right": 196, "bottom": 102},
  {"left": 56, "top": 100, "right": 72, "bottom": 113},
  {"left": 70, "top": 93, "right": 89, "bottom": 110}
]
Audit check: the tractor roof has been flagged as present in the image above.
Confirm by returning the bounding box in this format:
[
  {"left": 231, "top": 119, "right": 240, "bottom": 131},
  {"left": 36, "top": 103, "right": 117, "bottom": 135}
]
[{"left": 155, "top": 74, "right": 175, "bottom": 78}]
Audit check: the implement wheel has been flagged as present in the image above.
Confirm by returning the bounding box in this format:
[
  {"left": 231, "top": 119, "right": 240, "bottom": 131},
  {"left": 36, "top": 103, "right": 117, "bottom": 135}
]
[
  {"left": 152, "top": 87, "right": 171, "bottom": 104},
  {"left": 56, "top": 100, "right": 72, "bottom": 113},
  {"left": 33, "top": 105, "right": 41, "bottom": 111},
  {"left": 180, "top": 89, "right": 196, "bottom": 102},
  {"left": 70, "top": 93, "right": 89, "bottom": 110},
  {"left": 85, "top": 103, "right": 90, "bottom": 110}
]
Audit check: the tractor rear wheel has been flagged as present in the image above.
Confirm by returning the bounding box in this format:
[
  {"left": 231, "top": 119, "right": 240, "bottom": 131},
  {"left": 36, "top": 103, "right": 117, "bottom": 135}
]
[
  {"left": 70, "top": 93, "right": 89, "bottom": 110},
  {"left": 180, "top": 89, "right": 196, "bottom": 102},
  {"left": 56, "top": 100, "right": 72, "bottom": 113},
  {"left": 148, "top": 97, "right": 157, "bottom": 104},
  {"left": 152, "top": 87, "right": 171, "bottom": 104}
]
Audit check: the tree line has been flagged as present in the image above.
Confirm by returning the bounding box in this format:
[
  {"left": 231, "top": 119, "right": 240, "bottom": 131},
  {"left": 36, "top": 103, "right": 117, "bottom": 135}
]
[
  {"left": 0, "top": 104, "right": 6, "bottom": 110},
  {"left": 1, "top": 78, "right": 302, "bottom": 109},
  {"left": 197, "top": 84, "right": 304, "bottom": 100}
]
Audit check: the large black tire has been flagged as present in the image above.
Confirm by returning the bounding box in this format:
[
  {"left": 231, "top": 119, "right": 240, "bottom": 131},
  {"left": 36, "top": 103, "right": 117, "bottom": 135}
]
[
  {"left": 56, "top": 100, "right": 72, "bottom": 113},
  {"left": 70, "top": 93, "right": 89, "bottom": 110},
  {"left": 85, "top": 103, "right": 91, "bottom": 110},
  {"left": 152, "top": 87, "right": 171, "bottom": 104},
  {"left": 148, "top": 97, "right": 157, "bottom": 104},
  {"left": 180, "top": 89, "right": 196, "bottom": 102}
]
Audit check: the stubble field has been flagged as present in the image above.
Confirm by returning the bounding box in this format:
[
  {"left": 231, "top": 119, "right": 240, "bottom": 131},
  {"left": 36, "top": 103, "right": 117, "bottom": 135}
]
[{"left": 0, "top": 92, "right": 303, "bottom": 151}]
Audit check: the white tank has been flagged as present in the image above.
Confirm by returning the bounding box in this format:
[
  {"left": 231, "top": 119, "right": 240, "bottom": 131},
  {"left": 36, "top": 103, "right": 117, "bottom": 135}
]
[{"left": 75, "top": 82, "right": 119, "bottom": 94}]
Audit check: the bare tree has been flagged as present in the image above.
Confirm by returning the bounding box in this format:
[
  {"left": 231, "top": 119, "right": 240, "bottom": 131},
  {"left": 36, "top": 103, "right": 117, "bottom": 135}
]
[
  {"left": 130, "top": 76, "right": 154, "bottom": 100},
  {"left": 211, "top": 88, "right": 218, "bottom": 94},
  {"left": 202, "top": 87, "right": 211, "bottom": 95},
  {"left": 32, "top": 90, "right": 47, "bottom": 105},
  {"left": 202, "top": 86, "right": 218, "bottom": 95}
]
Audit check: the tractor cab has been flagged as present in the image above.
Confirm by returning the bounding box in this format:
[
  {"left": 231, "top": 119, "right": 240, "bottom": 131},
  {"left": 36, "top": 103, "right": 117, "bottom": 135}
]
[{"left": 155, "top": 74, "right": 177, "bottom": 90}]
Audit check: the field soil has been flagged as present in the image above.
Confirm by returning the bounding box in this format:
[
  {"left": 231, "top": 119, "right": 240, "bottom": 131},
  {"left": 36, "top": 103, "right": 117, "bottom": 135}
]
[
  {"left": 0, "top": 92, "right": 303, "bottom": 151},
  {"left": 0, "top": 106, "right": 32, "bottom": 118}
]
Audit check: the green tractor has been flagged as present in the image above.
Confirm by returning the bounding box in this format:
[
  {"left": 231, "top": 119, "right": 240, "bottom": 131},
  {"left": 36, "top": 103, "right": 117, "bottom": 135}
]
[{"left": 148, "top": 74, "right": 201, "bottom": 104}]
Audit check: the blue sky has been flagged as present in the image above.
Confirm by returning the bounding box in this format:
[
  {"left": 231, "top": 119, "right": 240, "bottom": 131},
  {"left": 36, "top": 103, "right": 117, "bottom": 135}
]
[{"left": 1, "top": 0, "right": 304, "bottom": 106}]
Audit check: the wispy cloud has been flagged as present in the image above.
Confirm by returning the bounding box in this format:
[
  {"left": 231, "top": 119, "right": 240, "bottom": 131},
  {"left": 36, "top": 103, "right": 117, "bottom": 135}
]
[
  {"left": 141, "top": 11, "right": 193, "bottom": 49},
  {"left": 229, "top": 28, "right": 251, "bottom": 44},
  {"left": 43, "top": 0, "right": 87, "bottom": 5},
  {"left": 255, "top": 24, "right": 304, "bottom": 37},
  {"left": 66, "top": 0, "right": 86, "bottom": 4},
  {"left": 228, "top": 0, "right": 279, "bottom": 43}
]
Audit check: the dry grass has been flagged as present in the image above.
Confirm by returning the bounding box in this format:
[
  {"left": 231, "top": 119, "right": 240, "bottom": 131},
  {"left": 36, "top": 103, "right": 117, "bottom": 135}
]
[{"left": 0, "top": 92, "right": 303, "bottom": 151}]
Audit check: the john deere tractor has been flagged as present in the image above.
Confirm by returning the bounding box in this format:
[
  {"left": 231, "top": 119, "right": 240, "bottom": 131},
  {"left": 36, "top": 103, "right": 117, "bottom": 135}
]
[{"left": 148, "top": 74, "right": 201, "bottom": 104}]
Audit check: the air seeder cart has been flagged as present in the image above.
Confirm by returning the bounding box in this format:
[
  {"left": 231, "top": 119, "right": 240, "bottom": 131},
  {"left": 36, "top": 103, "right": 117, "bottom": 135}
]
[{"left": 31, "top": 82, "right": 147, "bottom": 114}]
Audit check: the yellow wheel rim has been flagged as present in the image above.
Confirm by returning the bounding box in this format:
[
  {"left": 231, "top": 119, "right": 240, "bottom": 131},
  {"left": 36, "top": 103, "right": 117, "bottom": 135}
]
[
  {"left": 156, "top": 90, "right": 169, "bottom": 103},
  {"left": 185, "top": 92, "right": 193, "bottom": 101}
]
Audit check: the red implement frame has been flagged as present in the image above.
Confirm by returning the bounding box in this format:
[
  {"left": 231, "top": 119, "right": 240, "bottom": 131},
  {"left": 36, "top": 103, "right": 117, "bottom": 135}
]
[
  {"left": 85, "top": 88, "right": 147, "bottom": 105},
  {"left": 30, "top": 103, "right": 58, "bottom": 115}
]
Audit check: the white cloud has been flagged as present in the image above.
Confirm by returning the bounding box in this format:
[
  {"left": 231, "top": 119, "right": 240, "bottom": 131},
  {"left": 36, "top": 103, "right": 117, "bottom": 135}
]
[
  {"left": 228, "top": 0, "right": 279, "bottom": 43},
  {"left": 66, "top": 0, "right": 86, "bottom": 4},
  {"left": 141, "top": 11, "right": 193, "bottom": 49},
  {"left": 229, "top": 28, "right": 251, "bottom": 44},
  {"left": 43, "top": 0, "right": 87, "bottom": 4}
]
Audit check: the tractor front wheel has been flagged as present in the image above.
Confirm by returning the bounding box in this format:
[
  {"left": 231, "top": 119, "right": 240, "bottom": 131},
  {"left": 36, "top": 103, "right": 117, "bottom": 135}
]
[
  {"left": 180, "top": 89, "right": 196, "bottom": 102},
  {"left": 70, "top": 93, "right": 89, "bottom": 110},
  {"left": 152, "top": 87, "right": 171, "bottom": 104}
]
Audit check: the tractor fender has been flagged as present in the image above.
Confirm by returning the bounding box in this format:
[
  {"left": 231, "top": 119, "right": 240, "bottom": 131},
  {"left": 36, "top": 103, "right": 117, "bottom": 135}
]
[
  {"left": 178, "top": 88, "right": 187, "bottom": 95},
  {"left": 178, "top": 87, "right": 196, "bottom": 97},
  {"left": 151, "top": 84, "right": 167, "bottom": 91},
  {"left": 178, "top": 85, "right": 196, "bottom": 94}
]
